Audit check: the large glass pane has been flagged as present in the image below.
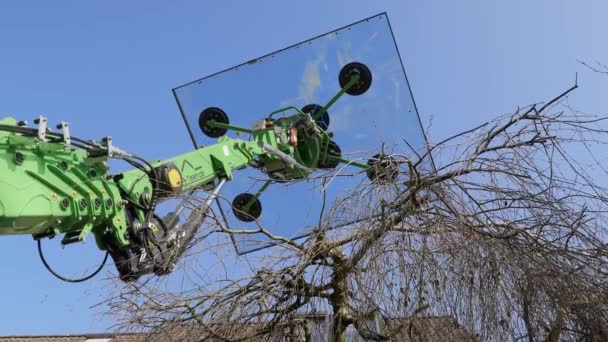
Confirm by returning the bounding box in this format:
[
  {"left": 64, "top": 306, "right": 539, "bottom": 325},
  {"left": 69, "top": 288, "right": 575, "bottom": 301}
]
[{"left": 173, "top": 13, "right": 431, "bottom": 253}]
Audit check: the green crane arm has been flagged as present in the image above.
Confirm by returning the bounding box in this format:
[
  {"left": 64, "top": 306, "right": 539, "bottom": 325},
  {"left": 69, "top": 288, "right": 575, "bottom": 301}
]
[
  {"left": 0, "top": 61, "right": 385, "bottom": 282},
  {"left": 0, "top": 112, "right": 332, "bottom": 281}
]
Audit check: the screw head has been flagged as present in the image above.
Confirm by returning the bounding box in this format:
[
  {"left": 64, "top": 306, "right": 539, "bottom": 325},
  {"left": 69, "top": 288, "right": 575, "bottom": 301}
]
[
  {"left": 58, "top": 161, "right": 68, "bottom": 171},
  {"left": 60, "top": 198, "right": 70, "bottom": 209},
  {"left": 140, "top": 192, "right": 150, "bottom": 207},
  {"left": 14, "top": 152, "right": 24, "bottom": 165},
  {"left": 105, "top": 198, "right": 113, "bottom": 208},
  {"left": 94, "top": 198, "right": 102, "bottom": 209},
  {"left": 79, "top": 198, "right": 87, "bottom": 209}
]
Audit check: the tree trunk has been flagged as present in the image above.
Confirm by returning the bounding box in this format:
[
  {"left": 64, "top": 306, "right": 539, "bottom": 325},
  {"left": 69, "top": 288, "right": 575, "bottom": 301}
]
[
  {"left": 546, "top": 307, "right": 567, "bottom": 342},
  {"left": 329, "top": 249, "right": 350, "bottom": 342}
]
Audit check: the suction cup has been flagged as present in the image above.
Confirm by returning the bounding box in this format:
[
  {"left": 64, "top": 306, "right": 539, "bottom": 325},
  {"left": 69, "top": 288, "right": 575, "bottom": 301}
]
[
  {"left": 199, "top": 107, "right": 229, "bottom": 138},
  {"left": 302, "top": 104, "right": 330, "bottom": 130},
  {"left": 318, "top": 140, "right": 342, "bottom": 169},
  {"left": 366, "top": 153, "right": 399, "bottom": 184},
  {"left": 232, "top": 193, "right": 262, "bottom": 222},
  {"left": 339, "top": 62, "right": 372, "bottom": 96}
]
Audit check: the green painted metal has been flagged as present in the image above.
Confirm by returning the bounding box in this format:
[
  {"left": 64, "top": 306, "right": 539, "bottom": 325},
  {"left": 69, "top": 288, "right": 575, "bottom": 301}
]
[
  {"left": 242, "top": 180, "right": 272, "bottom": 212},
  {"left": 334, "top": 157, "right": 369, "bottom": 169},
  {"left": 205, "top": 121, "right": 254, "bottom": 134},
  {"left": 0, "top": 117, "right": 129, "bottom": 248},
  {"left": 316, "top": 74, "right": 360, "bottom": 121},
  {"left": 0, "top": 66, "right": 375, "bottom": 281},
  {"left": 0, "top": 113, "right": 338, "bottom": 250},
  {"left": 267, "top": 106, "right": 305, "bottom": 119}
]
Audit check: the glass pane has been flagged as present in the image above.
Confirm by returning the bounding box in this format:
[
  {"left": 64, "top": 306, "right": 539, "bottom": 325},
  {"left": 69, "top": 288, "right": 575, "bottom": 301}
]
[{"left": 173, "top": 13, "right": 431, "bottom": 253}]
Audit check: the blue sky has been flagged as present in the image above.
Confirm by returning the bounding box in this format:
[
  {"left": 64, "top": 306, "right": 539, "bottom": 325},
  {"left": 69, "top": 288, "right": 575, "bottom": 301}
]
[{"left": 1, "top": 0, "right": 607, "bottom": 335}]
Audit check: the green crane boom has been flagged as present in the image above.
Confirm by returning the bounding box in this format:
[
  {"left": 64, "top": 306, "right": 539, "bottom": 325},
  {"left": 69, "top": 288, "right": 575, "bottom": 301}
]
[{"left": 0, "top": 62, "right": 397, "bottom": 282}]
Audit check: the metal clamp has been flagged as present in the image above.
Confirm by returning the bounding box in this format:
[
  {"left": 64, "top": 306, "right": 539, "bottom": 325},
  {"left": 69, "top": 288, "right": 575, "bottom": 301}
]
[
  {"left": 94, "top": 136, "right": 133, "bottom": 159},
  {"left": 101, "top": 136, "right": 113, "bottom": 157},
  {"left": 33, "top": 116, "right": 48, "bottom": 141},
  {"left": 262, "top": 143, "right": 313, "bottom": 173},
  {"left": 56, "top": 121, "right": 71, "bottom": 145}
]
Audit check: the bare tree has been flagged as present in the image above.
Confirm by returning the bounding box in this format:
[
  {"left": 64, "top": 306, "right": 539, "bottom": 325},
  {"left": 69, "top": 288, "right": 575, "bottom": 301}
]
[{"left": 105, "top": 85, "right": 608, "bottom": 341}]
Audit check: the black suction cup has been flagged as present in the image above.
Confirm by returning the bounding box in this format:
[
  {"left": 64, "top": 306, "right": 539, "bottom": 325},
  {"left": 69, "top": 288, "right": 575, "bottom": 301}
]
[
  {"left": 366, "top": 153, "right": 399, "bottom": 184},
  {"left": 302, "top": 104, "right": 330, "bottom": 130},
  {"left": 318, "top": 140, "right": 342, "bottom": 169},
  {"left": 199, "top": 107, "right": 229, "bottom": 138},
  {"left": 339, "top": 62, "right": 372, "bottom": 96},
  {"left": 232, "top": 193, "right": 262, "bottom": 222}
]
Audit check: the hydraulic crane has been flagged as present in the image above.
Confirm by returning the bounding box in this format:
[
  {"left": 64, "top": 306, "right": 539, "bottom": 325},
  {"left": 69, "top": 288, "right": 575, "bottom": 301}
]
[{"left": 0, "top": 62, "right": 399, "bottom": 282}]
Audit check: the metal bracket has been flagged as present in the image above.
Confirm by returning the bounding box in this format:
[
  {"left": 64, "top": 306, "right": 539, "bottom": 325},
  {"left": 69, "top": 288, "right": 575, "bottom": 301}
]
[
  {"left": 101, "top": 136, "right": 113, "bottom": 157},
  {"left": 90, "top": 136, "right": 132, "bottom": 159},
  {"left": 262, "top": 143, "right": 313, "bottom": 173},
  {"left": 34, "top": 116, "right": 48, "bottom": 141},
  {"left": 56, "top": 121, "right": 71, "bottom": 145},
  {"left": 210, "top": 154, "right": 232, "bottom": 180}
]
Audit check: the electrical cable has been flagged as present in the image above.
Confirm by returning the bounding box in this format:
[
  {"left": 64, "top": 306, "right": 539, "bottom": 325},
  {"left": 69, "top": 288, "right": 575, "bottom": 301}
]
[
  {"left": 124, "top": 159, "right": 149, "bottom": 173},
  {"left": 37, "top": 239, "right": 109, "bottom": 283},
  {"left": 0, "top": 125, "right": 102, "bottom": 152},
  {"left": 119, "top": 154, "right": 165, "bottom": 256},
  {"left": 126, "top": 154, "right": 161, "bottom": 223}
]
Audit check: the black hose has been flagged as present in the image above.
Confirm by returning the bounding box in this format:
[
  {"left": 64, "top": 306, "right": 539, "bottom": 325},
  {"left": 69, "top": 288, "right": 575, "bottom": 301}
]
[
  {"left": 127, "top": 154, "right": 161, "bottom": 223},
  {"left": 37, "top": 239, "right": 109, "bottom": 283},
  {"left": 0, "top": 124, "right": 102, "bottom": 152}
]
